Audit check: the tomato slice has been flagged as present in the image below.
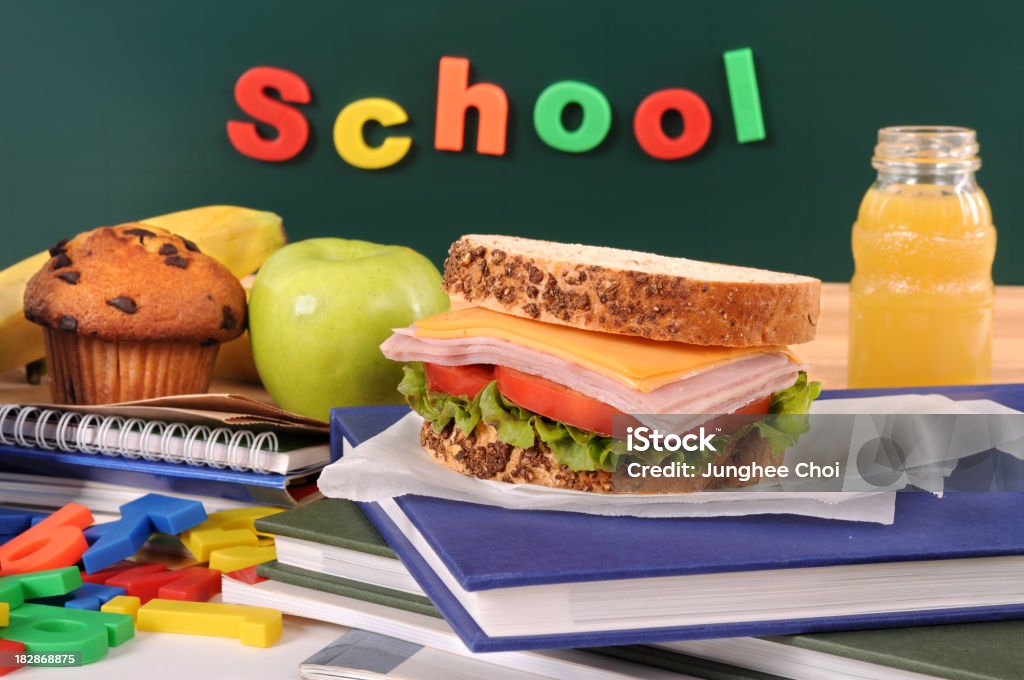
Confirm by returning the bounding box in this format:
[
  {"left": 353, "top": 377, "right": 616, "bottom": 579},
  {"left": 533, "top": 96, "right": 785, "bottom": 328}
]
[
  {"left": 699, "top": 395, "right": 774, "bottom": 437},
  {"left": 424, "top": 363, "right": 494, "bottom": 399},
  {"left": 735, "top": 396, "right": 772, "bottom": 415},
  {"left": 494, "top": 366, "right": 622, "bottom": 436}
]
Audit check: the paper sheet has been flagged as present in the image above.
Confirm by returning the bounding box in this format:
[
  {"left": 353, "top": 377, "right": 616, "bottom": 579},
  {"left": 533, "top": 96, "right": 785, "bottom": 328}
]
[
  {"left": 318, "top": 394, "right": 1024, "bottom": 525},
  {"left": 21, "top": 393, "right": 330, "bottom": 434}
]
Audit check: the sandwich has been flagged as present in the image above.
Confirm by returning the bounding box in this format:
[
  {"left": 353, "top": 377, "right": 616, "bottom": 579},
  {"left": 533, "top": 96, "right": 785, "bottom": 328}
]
[{"left": 380, "top": 235, "right": 822, "bottom": 493}]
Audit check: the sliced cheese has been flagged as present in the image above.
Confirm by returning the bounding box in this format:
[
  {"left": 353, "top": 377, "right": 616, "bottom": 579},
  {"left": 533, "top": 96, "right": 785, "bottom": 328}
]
[{"left": 413, "top": 307, "right": 798, "bottom": 392}]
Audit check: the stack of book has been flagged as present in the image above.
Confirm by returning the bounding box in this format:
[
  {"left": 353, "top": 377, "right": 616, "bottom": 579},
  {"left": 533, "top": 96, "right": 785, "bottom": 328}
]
[{"left": 223, "top": 389, "right": 1024, "bottom": 680}]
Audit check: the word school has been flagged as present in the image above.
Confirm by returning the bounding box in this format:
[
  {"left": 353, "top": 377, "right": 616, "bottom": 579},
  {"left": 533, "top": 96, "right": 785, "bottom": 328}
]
[{"left": 227, "top": 50, "right": 765, "bottom": 169}]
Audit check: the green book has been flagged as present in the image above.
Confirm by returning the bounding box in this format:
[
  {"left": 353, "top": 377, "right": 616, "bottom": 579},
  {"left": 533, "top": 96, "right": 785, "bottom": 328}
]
[
  {"left": 768, "top": 623, "right": 1024, "bottom": 680},
  {"left": 255, "top": 497, "right": 396, "bottom": 558},
  {"left": 256, "top": 560, "right": 440, "bottom": 619}
]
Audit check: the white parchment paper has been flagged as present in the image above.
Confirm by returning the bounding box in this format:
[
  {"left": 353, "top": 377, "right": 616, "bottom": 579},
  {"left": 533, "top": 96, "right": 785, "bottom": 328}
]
[{"left": 318, "top": 395, "right": 1023, "bottom": 525}]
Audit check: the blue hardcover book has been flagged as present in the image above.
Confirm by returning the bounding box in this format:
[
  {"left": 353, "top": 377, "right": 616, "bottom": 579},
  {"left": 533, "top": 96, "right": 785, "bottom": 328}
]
[{"left": 332, "top": 385, "right": 1024, "bottom": 652}]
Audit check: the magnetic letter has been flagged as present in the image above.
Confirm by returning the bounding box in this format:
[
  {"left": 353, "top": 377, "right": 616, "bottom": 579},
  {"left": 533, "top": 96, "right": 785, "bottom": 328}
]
[
  {"left": 3, "top": 604, "right": 133, "bottom": 665},
  {"left": 333, "top": 98, "right": 412, "bottom": 170},
  {"left": 0, "top": 639, "right": 24, "bottom": 676},
  {"left": 106, "top": 565, "right": 220, "bottom": 604},
  {"left": 180, "top": 508, "right": 282, "bottom": 563},
  {"left": 0, "top": 504, "right": 92, "bottom": 576},
  {"left": 633, "top": 89, "right": 712, "bottom": 160},
  {"left": 82, "top": 494, "right": 206, "bottom": 573},
  {"left": 227, "top": 66, "right": 312, "bottom": 162},
  {"left": 533, "top": 81, "right": 612, "bottom": 153},
  {"left": 723, "top": 48, "right": 766, "bottom": 143},
  {"left": 136, "top": 599, "right": 282, "bottom": 647},
  {"left": 434, "top": 56, "right": 508, "bottom": 155}
]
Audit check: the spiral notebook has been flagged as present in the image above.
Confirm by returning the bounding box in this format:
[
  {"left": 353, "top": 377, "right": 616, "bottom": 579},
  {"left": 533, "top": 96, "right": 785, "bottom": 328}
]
[{"left": 0, "top": 395, "right": 330, "bottom": 475}]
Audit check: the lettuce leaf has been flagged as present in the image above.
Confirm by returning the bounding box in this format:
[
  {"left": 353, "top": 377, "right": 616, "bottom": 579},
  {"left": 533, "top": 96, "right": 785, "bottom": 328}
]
[
  {"left": 399, "top": 363, "right": 624, "bottom": 472},
  {"left": 397, "top": 363, "right": 820, "bottom": 472},
  {"left": 711, "top": 371, "right": 823, "bottom": 457}
]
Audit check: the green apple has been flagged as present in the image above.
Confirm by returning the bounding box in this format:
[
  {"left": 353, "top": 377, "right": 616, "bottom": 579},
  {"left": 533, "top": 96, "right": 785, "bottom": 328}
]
[{"left": 248, "top": 238, "right": 449, "bottom": 420}]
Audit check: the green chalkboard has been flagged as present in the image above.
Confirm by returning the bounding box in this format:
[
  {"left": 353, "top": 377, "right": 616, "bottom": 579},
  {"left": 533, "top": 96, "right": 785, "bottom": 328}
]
[{"left": 0, "top": 1, "right": 1021, "bottom": 283}]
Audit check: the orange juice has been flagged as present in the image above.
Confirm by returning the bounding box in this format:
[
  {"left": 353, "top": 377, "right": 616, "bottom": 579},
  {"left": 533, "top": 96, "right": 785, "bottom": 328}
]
[{"left": 848, "top": 127, "right": 996, "bottom": 388}]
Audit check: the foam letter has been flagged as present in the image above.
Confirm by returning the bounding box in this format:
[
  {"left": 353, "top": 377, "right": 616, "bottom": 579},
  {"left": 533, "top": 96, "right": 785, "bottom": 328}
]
[
  {"left": 209, "top": 544, "right": 276, "bottom": 572},
  {"left": 81, "top": 562, "right": 164, "bottom": 586},
  {"left": 2, "top": 604, "right": 133, "bottom": 665},
  {"left": 533, "top": 81, "right": 612, "bottom": 153},
  {"left": 64, "top": 583, "right": 126, "bottom": 611},
  {"left": 434, "top": 56, "right": 508, "bottom": 155},
  {"left": 723, "top": 48, "right": 766, "bottom": 143},
  {"left": 101, "top": 595, "right": 141, "bottom": 619},
  {"left": 106, "top": 566, "right": 220, "bottom": 604},
  {"left": 227, "top": 66, "right": 311, "bottom": 162},
  {"left": 0, "top": 510, "right": 41, "bottom": 535},
  {"left": 0, "top": 505, "right": 92, "bottom": 576},
  {"left": 0, "top": 639, "right": 25, "bottom": 676},
  {"left": 180, "top": 508, "right": 282, "bottom": 563},
  {"left": 82, "top": 494, "right": 206, "bottom": 573},
  {"left": 0, "top": 567, "right": 81, "bottom": 608},
  {"left": 333, "top": 98, "right": 412, "bottom": 170},
  {"left": 136, "top": 599, "right": 282, "bottom": 647},
  {"left": 633, "top": 89, "right": 712, "bottom": 160}
]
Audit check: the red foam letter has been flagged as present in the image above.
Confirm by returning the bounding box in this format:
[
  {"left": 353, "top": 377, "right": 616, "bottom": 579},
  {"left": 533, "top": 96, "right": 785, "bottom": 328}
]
[
  {"left": 107, "top": 566, "right": 220, "bottom": 604},
  {"left": 227, "top": 66, "right": 311, "bottom": 162},
  {"left": 633, "top": 89, "right": 712, "bottom": 160},
  {"left": 82, "top": 562, "right": 165, "bottom": 585},
  {"left": 434, "top": 57, "right": 508, "bottom": 156},
  {"left": 0, "top": 503, "right": 93, "bottom": 576},
  {"left": 0, "top": 639, "right": 25, "bottom": 676}
]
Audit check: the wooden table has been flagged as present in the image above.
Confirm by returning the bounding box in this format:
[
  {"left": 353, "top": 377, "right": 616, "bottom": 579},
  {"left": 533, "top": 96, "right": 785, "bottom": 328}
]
[
  {"left": 802, "top": 283, "right": 1024, "bottom": 389},
  {"left": 3, "top": 283, "right": 1022, "bottom": 399}
]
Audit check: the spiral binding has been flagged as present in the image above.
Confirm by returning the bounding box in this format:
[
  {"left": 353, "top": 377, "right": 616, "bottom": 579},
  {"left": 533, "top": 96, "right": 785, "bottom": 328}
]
[{"left": 0, "top": 404, "right": 280, "bottom": 474}]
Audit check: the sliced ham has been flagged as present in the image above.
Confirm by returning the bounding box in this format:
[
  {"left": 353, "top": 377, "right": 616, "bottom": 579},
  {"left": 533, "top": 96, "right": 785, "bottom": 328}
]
[{"left": 381, "top": 329, "right": 801, "bottom": 416}]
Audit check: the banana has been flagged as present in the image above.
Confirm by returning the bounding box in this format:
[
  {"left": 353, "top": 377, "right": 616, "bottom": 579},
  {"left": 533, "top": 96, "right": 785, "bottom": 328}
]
[
  {"left": 0, "top": 251, "right": 51, "bottom": 373},
  {"left": 212, "top": 275, "right": 261, "bottom": 383},
  {"left": 0, "top": 205, "right": 285, "bottom": 375},
  {"left": 141, "top": 205, "right": 286, "bottom": 280}
]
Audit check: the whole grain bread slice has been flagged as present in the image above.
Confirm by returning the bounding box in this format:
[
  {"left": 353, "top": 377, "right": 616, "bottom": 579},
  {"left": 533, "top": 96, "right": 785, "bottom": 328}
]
[
  {"left": 443, "top": 235, "right": 820, "bottom": 347},
  {"left": 421, "top": 420, "right": 775, "bottom": 493}
]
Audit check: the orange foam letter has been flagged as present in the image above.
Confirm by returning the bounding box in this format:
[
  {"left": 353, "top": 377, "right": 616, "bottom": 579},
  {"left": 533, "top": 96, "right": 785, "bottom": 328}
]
[
  {"left": 0, "top": 504, "right": 93, "bottom": 576},
  {"left": 434, "top": 56, "right": 508, "bottom": 156}
]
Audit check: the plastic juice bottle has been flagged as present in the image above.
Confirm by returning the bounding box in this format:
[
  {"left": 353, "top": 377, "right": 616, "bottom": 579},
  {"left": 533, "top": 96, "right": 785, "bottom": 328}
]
[{"left": 848, "top": 126, "right": 996, "bottom": 388}]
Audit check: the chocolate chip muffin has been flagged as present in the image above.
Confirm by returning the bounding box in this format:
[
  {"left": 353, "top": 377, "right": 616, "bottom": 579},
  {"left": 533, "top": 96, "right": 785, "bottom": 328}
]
[{"left": 23, "top": 223, "right": 247, "bottom": 404}]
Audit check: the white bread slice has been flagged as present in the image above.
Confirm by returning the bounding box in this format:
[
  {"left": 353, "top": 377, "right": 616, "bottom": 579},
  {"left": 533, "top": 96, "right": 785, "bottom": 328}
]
[{"left": 443, "top": 235, "right": 821, "bottom": 347}]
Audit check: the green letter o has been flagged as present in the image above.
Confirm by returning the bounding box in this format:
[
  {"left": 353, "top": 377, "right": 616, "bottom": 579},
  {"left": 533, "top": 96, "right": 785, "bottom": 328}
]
[{"left": 533, "top": 81, "right": 612, "bottom": 153}]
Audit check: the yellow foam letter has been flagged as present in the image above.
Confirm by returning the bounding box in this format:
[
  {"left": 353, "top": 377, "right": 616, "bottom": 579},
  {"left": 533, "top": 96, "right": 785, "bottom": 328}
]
[
  {"left": 180, "top": 508, "right": 282, "bottom": 563},
  {"left": 333, "top": 98, "right": 412, "bottom": 170},
  {"left": 136, "top": 599, "right": 282, "bottom": 647}
]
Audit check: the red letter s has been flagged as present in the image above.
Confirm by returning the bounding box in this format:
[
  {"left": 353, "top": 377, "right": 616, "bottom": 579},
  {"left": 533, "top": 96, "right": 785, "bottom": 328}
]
[{"left": 227, "top": 66, "right": 311, "bottom": 162}]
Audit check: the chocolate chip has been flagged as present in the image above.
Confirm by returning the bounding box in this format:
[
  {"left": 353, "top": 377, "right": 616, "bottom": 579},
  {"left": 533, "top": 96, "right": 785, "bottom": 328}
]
[
  {"left": 164, "top": 255, "right": 189, "bottom": 269},
  {"left": 123, "top": 227, "right": 156, "bottom": 244},
  {"left": 52, "top": 253, "right": 72, "bottom": 270},
  {"left": 199, "top": 338, "right": 219, "bottom": 347},
  {"left": 220, "top": 306, "right": 238, "bottom": 331},
  {"left": 181, "top": 238, "right": 201, "bottom": 253},
  {"left": 48, "top": 238, "right": 70, "bottom": 257},
  {"left": 106, "top": 296, "right": 138, "bottom": 314},
  {"left": 24, "top": 309, "right": 36, "bottom": 323},
  {"left": 159, "top": 243, "right": 179, "bottom": 256},
  {"left": 58, "top": 315, "right": 78, "bottom": 332},
  {"left": 57, "top": 271, "right": 81, "bottom": 285}
]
